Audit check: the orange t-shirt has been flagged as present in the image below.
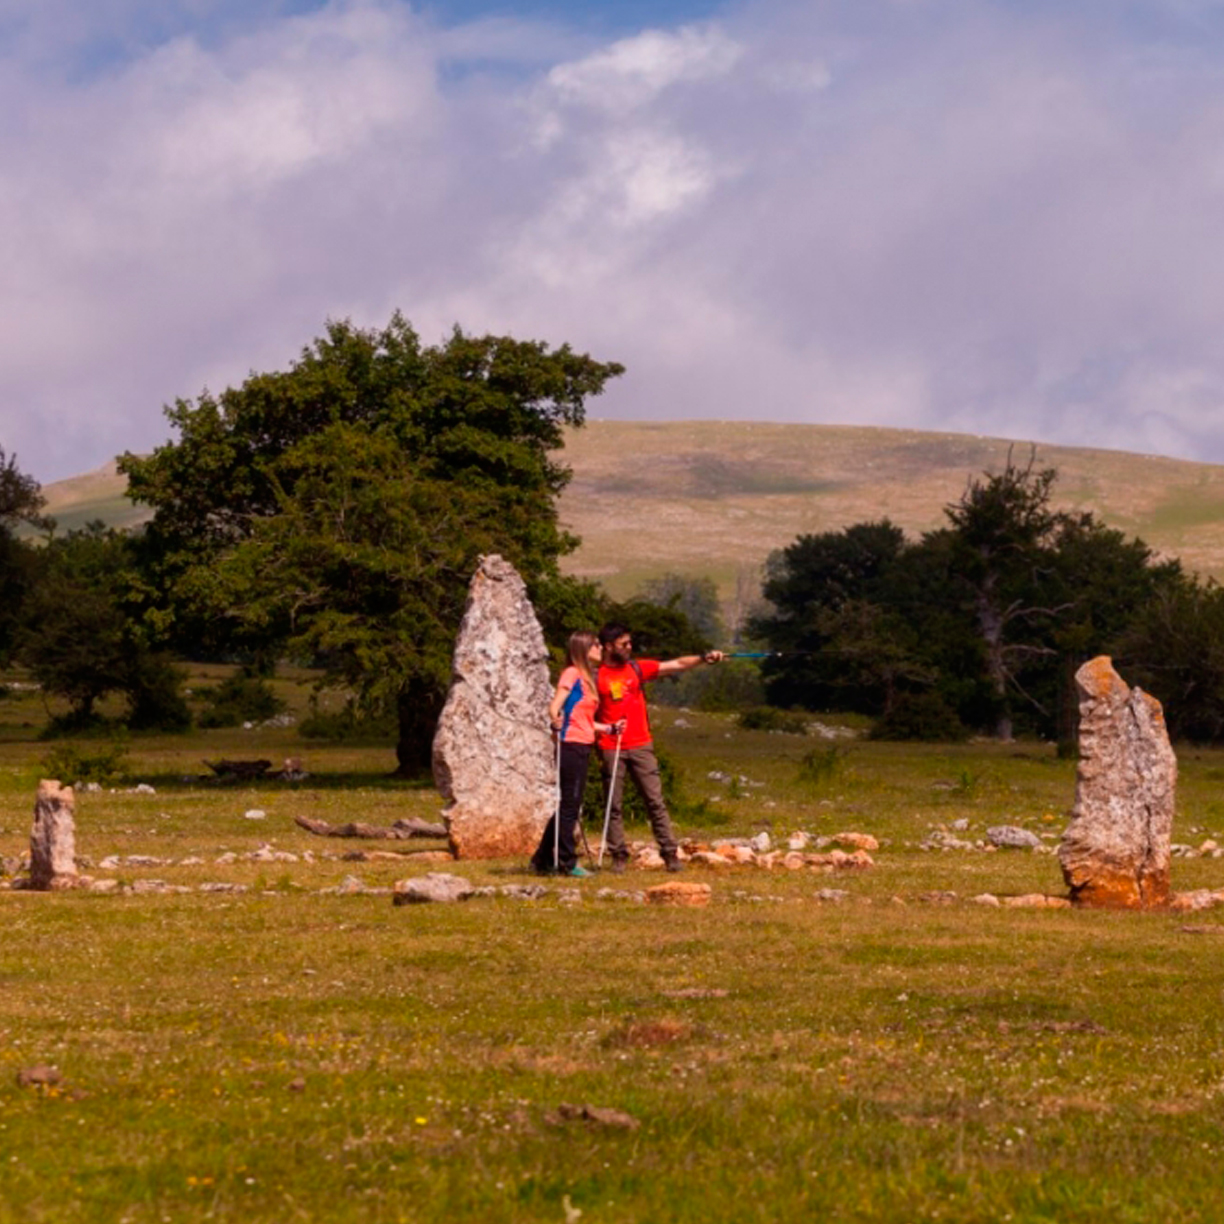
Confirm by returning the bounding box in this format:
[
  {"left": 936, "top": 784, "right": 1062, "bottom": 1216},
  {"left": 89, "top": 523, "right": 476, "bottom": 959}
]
[
  {"left": 555, "top": 666, "right": 598, "bottom": 744},
  {"left": 596, "top": 659, "right": 661, "bottom": 750}
]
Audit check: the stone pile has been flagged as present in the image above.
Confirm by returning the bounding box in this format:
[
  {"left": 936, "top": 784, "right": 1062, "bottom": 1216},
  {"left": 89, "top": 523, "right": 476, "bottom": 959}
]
[{"left": 613, "top": 833, "right": 878, "bottom": 874}]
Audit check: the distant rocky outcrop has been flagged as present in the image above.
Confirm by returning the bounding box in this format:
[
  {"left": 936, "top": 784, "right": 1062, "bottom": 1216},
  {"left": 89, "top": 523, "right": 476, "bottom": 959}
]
[
  {"left": 432, "top": 556, "right": 554, "bottom": 860},
  {"left": 1059, "top": 657, "right": 1176, "bottom": 909}
]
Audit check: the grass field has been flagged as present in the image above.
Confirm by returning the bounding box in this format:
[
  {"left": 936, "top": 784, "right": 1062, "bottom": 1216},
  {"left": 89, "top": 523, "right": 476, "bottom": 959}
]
[{"left": 3, "top": 669, "right": 1224, "bottom": 1221}]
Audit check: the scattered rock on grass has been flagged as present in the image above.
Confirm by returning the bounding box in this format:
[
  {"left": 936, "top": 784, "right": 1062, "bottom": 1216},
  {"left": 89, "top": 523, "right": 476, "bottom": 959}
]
[
  {"left": 16, "top": 1065, "right": 61, "bottom": 1088},
  {"left": 646, "top": 882, "right": 711, "bottom": 907},
  {"left": 549, "top": 1103, "right": 640, "bottom": 1131},
  {"left": 987, "top": 826, "right": 1043, "bottom": 850},
  {"left": 392, "top": 872, "right": 475, "bottom": 905}
]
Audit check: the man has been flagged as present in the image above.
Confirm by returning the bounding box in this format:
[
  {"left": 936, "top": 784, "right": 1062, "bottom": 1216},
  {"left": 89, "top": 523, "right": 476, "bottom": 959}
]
[{"left": 595, "top": 622, "right": 724, "bottom": 873}]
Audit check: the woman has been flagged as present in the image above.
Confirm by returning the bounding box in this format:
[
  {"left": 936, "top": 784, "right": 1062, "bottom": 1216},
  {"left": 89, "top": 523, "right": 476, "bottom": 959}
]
[{"left": 531, "top": 630, "right": 616, "bottom": 876}]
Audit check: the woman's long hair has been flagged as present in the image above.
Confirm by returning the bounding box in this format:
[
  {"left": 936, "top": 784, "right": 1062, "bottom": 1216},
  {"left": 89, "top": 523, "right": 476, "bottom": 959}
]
[{"left": 567, "top": 629, "right": 599, "bottom": 695}]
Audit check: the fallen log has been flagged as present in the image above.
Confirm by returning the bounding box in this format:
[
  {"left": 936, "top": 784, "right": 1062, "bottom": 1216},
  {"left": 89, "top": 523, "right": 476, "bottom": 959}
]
[
  {"left": 203, "top": 759, "right": 273, "bottom": 780},
  {"left": 294, "top": 814, "right": 448, "bottom": 840}
]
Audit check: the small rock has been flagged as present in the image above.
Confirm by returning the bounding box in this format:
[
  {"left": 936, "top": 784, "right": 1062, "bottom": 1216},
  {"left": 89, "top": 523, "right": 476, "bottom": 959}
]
[
  {"left": 198, "top": 882, "right": 249, "bottom": 893},
  {"left": 970, "top": 893, "right": 1001, "bottom": 907},
  {"left": 1169, "top": 890, "right": 1221, "bottom": 913},
  {"left": 951, "top": 818, "right": 970, "bottom": 831},
  {"left": 557, "top": 889, "right": 583, "bottom": 906},
  {"left": 130, "top": 783, "right": 156, "bottom": 795},
  {"left": 986, "top": 825, "right": 1043, "bottom": 850},
  {"left": 749, "top": 832, "right": 772, "bottom": 854},
  {"left": 393, "top": 872, "right": 475, "bottom": 905},
  {"left": 88, "top": 879, "right": 120, "bottom": 894},
  {"left": 833, "top": 832, "right": 879, "bottom": 852},
  {"left": 550, "top": 1103, "right": 640, "bottom": 1130},
  {"left": 244, "top": 809, "right": 267, "bottom": 821},
  {"left": 16, "top": 1065, "right": 61, "bottom": 1088},
  {"left": 787, "top": 832, "right": 810, "bottom": 851},
  {"left": 689, "top": 851, "right": 732, "bottom": 867},
  {"left": 214, "top": 852, "right": 237, "bottom": 865},
  {"left": 917, "top": 891, "right": 959, "bottom": 905},
  {"left": 1000, "top": 893, "right": 1073, "bottom": 909},
  {"left": 646, "top": 882, "right": 711, "bottom": 907},
  {"left": 815, "top": 888, "right": 849, "bottom": 903},
  {"left": 499, "top": 883, "right": 547, "bottom": 899},
  {"left": 287, "top": 1077, "right": 306, "bottom": 1093}
]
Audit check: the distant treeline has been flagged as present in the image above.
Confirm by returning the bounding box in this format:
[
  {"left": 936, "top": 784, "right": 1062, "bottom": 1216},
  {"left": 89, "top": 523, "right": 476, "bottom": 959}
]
[{"left": 750, "top": 453, "right": 1223, "bottom": 746}]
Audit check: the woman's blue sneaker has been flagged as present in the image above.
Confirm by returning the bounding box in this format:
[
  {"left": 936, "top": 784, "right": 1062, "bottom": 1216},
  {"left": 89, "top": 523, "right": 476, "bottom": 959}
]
[{"left": 566, "top": 865, "right": 590, "bottom": 878}]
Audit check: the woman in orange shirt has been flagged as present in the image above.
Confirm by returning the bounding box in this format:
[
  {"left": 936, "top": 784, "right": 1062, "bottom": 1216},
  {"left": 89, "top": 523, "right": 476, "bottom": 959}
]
[{"left": 531, "top": 630, "right": 618, "bottom": 877}]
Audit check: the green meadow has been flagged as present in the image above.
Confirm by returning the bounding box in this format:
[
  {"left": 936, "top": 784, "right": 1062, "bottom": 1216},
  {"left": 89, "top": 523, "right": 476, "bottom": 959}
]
[{"left": 2, "top": 670, "right": 1224, "bottom": 1222}]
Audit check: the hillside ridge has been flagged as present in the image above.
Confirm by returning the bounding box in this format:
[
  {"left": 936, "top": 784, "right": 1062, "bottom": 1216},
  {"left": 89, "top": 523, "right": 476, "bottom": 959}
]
[{"left": 36, "top": 421, "right": 1224, "bottom": 603}]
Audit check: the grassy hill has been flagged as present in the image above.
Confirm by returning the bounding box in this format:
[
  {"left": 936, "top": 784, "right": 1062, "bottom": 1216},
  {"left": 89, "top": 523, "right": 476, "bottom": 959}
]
[{"left": 37, "top": 421, "right": 1224, "bottom": 612}]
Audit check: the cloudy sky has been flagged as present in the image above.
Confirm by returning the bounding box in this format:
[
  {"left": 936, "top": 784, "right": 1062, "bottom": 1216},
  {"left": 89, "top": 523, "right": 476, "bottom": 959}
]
[{"left": 5, "top": 0, "right": 1224, "bottom": 482}]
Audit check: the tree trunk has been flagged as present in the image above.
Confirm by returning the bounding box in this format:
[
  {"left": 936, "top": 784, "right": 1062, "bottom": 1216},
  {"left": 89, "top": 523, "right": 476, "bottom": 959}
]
[
  {"left": 976, "top": 583, "right": 1013, "bottom": 741},
  {"left": 394, "top": 682, "right": 445, "bottom": 778}
]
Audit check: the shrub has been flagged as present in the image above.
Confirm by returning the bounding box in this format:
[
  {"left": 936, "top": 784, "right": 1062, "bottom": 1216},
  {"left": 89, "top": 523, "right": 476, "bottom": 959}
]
[
  {"left": 738, "top": 706, "right": 809, "bottom": 734},
  {"left": 125, "top": 654, "right": 192, "bottom": 732},
  {"left": 298, "top": 701, "right": 397, "bottom": 742},
  {"left": 870, "top": 692, "right": 968, "bottom": 742},
  {"left": 41, "top": 738, "right": 130, "bottom": 786},
  {"left": 652, "top": 661, "right": 766, "bottom": 712},
  {"left": 197, "top": 674, "right": 285, "bottom": 728},
  {"left": 797, "top": 744, "right": 846, "bottom": 787}
]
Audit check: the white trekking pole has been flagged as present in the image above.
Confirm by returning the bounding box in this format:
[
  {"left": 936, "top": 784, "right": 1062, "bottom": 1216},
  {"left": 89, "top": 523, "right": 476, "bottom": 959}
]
[
  {"left": 553, "top": 733, "right": 563, "bottom": 871},
  {"left": 598, "top": 729, "right": 623, "bottom": 869}
]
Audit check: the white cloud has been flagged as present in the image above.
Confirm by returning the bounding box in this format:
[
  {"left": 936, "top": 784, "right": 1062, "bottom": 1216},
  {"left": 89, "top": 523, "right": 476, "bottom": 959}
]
[
  {"left": 544, "top": 25, "right": 742, "bottom": 116},
  {"left": 8, "top": 0, "right": 1224, "bottom": 482}
]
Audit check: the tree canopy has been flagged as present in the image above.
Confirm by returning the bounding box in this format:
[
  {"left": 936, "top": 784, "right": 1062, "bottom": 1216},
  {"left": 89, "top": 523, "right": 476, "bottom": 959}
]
[
  {"left": 120, "top": 313, "right": 624, "bottom": 770},
  {"left": 752, "top": 456, "right": 1183, "bottom": 742}
]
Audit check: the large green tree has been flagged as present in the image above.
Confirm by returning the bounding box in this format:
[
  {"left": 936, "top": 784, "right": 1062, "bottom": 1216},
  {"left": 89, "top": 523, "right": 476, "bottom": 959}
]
[{"left": 121, "top": 314, "right": 623, "bottom": 771}]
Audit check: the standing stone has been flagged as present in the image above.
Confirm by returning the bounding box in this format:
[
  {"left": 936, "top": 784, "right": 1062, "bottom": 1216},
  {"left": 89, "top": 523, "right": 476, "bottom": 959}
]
[
  {"left": 30, "top": 780, "right": 78, "bottom": 890},
  {"left": 1059, "top": 657, "right": 1176, "bottom": 909},
  {"left": 432, "top": 555, "right": 554, "bottom": 859}
]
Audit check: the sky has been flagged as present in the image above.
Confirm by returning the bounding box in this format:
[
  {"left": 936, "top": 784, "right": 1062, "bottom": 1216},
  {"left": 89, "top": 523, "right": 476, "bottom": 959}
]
[{"left": 6, "top": 0, "right": 1224, "bottom": 481}]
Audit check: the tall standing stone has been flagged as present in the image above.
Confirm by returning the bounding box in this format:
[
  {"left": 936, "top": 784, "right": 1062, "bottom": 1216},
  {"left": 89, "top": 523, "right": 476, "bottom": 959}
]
[
  {"left": 1059, "top": 656, "right": 1176, "bottom": 909},
  {"left": 432, "top": 555, "right": 554, "bottom": 859},
  {"left": 30, "top": 780, "right": 78, "bottom": 890}
]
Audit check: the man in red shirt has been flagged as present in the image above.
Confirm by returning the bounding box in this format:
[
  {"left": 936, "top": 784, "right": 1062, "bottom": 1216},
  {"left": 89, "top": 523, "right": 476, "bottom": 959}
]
[{"left": 596, "top": 622, "right": 724, "bottom": 873}]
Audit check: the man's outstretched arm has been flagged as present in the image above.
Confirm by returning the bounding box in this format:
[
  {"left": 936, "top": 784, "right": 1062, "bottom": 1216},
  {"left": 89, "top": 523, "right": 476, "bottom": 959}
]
[{"left": 656, "top": 651, "right": 725, "bottom": 677}]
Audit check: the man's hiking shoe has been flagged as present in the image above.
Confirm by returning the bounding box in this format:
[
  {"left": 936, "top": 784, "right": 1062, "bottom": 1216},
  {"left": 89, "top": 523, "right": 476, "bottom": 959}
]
[
  {"left": 565, "top": 865, "right": 590, "bottom": 878},
  {"left": 610, "top": 858, "right": 629, "bottom": 875},
  {"left": 664, "top": 856, "right": 685, "bottom": 873}
]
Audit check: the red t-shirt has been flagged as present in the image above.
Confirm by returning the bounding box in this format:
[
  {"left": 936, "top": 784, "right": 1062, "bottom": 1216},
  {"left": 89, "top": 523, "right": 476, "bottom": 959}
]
[{"left": 596, "top": 659, "right": 661, "bottom": 750}]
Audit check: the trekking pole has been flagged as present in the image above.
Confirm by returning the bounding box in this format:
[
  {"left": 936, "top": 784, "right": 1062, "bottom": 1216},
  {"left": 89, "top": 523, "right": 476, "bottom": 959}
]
[
  {"left": 553, "top": 733, "right": 563, "bottom": 871},
  {"left": 576, "top": 813, "right": 595, "bottom": 864},
  {"left": 597, "top": 730, "right": 623, "bottom": 869}
]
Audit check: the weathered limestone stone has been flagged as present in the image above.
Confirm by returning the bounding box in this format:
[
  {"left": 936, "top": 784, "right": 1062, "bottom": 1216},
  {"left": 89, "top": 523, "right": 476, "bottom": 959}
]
[
  {"left": 1059, "top": 656, "right": 1177, "bottom": 909},
  {"left": 29, "top": 780, "right": 78, "bottom": 890},
  {"left": 432, "top": 556, "right": 554, "bottom": 860}
]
